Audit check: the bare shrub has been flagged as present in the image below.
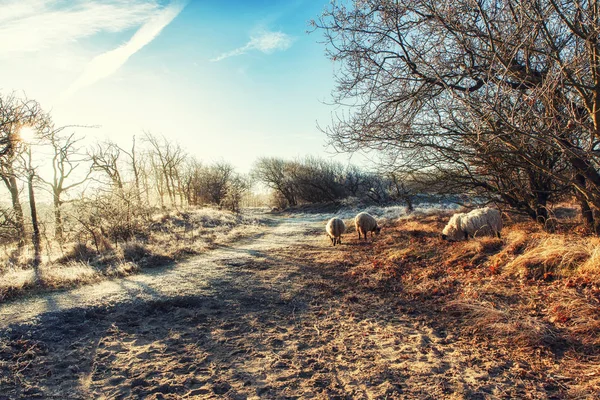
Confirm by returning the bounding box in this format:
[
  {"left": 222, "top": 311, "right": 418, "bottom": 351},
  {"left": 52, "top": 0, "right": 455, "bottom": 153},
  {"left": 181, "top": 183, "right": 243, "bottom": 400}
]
[
  {"left": 39, "top": 262, "right": 100, "bottom": 288},
  {"left": 56, "top": 242, "right": 97, "bottom": 264},
  {"left": 104, "top": 261, "right": 139, "bottom": 277},
  {"left": 0, "top": 207, "right": 20, "bottom": 246},
  {"left": 222, "top": 173, "right": 249, "bottom": 212},
  {"left": 270, "top": 191, "right": 289, "bottom": 209},
  {"left": 71, "top": 190, "right": 150, "bottom": 249},
  {"left": 121, "top": 241, "right": 151, "bottom": 262}
]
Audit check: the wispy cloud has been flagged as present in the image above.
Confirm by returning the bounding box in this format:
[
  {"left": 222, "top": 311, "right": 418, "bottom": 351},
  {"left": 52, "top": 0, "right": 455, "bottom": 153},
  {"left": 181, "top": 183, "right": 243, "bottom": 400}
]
[
  {"left": 0, "top": 0, "right": 160, "bottom": 54},
  {"left": 211, "top": 30, "right": 294, "bottom": 62},
  {"left": 60, "top": 0, "right": 188, "bottom": 100}
]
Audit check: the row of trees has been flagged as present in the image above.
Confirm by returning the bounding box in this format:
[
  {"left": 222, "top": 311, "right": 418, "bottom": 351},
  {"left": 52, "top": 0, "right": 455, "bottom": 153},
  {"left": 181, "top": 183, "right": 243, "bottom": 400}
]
[
  {"left": 0, "top": 93, "right": 250, "bottom": 251},
  {"left": 3, "top": 92, "right": 413, "bottom": 252},
  {"left": 314, "top": 0, "right": 600, "bottom": 233},
  {"left": 251, "top": 156, "right": 418, "bottom": 209}
]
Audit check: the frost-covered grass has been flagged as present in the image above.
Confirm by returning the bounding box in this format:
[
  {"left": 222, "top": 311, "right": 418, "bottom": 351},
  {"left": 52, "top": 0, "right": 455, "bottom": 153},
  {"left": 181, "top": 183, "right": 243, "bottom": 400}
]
[{"left": 0, "top": 207, "right": 266, "bottom": 302}]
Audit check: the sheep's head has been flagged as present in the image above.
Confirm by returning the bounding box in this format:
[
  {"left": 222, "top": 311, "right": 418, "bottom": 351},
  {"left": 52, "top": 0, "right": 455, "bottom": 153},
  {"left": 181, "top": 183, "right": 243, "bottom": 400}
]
[
  {"left": 441, "top": 226, "right": 464, "bottom": 241},
  {"left": 441, "top": 214, "right": 465, "bottom": 241}
]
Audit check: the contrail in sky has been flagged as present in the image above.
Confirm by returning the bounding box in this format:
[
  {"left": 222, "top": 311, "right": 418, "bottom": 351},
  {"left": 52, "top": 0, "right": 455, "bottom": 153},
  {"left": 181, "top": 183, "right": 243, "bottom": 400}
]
[
  {"left": 60, "top": 0, "right": 188, "bottom": 101},
  {"left": 211, "top": 30, "right": 294, "bottom": 62}
]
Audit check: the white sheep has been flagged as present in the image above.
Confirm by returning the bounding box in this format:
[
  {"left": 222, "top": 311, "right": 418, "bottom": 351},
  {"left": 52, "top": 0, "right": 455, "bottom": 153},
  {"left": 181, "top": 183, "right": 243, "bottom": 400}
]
[
  {"left": 441, "top": 207, "right": 502, "bottom": 241},
  {"left": 326, "top": 217, "right": 346, "bottom": 246},
  {"left": 354, "top": 212, "right": 381, "bottom": 241}
]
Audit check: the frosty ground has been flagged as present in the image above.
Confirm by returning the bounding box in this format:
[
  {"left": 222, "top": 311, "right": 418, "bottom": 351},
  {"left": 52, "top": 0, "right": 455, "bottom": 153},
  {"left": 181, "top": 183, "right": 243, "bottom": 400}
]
[{"left": 0, "top": 207, "right": 592, "bottom": 399}]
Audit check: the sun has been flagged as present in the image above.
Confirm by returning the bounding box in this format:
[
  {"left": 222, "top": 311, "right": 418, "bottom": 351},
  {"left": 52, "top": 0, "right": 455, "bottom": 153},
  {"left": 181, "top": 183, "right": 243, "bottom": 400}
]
[{"left": 19, "top": 126, "right": 37, "bottom": 143}]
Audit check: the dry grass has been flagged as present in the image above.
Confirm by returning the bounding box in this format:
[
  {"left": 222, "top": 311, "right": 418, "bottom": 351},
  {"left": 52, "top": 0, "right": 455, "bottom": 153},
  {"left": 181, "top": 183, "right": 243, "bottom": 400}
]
[
  {"left": 503, "top": 235, "right": 600, "bottom": 280},
  {"left": 0, "top": 260, "right": 143, "bottom": 300},
  {"left": 0, "top": 207, "right": 265, "bottom": 302},
  {"left": 444, "top": 300, "right": 559, "bottom": 348},
  {"left": 303, "top": 208, "right": 600, "bottom": 396}
]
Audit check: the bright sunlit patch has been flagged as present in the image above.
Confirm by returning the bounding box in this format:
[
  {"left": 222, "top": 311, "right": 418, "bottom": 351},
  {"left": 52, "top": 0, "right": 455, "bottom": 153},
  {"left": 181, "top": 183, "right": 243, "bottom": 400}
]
[{"left": 19, "top": 126, "right": 37, "bottom": 143}]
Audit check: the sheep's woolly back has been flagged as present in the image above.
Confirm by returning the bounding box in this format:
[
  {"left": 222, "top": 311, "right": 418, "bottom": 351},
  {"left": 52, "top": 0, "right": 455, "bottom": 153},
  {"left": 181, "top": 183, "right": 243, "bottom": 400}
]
[
  {"left": 463, "top": 208, "right": 502, "bottom": 237},
  {"left": 355, "top": 212, "right": 379, "bottom": 233},
  {"left": 442, "top": 208, "right": 502, "bottom": 241},
  {"left": 326, "top": 218, "right": 346, "bottom": 238}
]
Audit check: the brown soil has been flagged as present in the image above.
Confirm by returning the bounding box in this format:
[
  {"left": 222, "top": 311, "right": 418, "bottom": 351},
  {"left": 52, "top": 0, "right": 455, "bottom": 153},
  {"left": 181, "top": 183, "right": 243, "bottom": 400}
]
[{"left": 0, "top": 211, "right": 592, "bottom": 399}]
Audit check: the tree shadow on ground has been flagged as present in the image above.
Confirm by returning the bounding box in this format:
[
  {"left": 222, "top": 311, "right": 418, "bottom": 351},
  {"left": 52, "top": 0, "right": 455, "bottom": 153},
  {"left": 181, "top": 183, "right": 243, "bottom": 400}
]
[{"left": 0, "top": 232, "right": 577, "bottom": 399}]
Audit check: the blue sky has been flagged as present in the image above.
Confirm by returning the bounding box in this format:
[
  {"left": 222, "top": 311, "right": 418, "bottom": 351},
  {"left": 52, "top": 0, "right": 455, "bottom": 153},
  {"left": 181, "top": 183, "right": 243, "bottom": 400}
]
[{"left": 0, "top": 0, "right": 367, "bottom": 172}]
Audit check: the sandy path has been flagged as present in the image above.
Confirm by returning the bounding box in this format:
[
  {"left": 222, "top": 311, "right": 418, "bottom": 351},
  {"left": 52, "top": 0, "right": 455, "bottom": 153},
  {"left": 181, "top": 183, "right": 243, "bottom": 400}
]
[
  {"left": 0, "top": 213, "right": 317, "bottom": 328},
  {"left": 0, "top": 212, "right": 558, "bottom": 399}
]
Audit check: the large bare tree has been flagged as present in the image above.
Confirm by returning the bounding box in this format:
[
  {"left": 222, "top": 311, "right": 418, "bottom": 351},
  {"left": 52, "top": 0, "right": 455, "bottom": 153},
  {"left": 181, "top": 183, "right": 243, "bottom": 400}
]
[
  {"left": 314, "top": 0, "right": 600, "bottom": 232},
  {"left": 0, "top": 93, "right": 49, "bottom": 246}
]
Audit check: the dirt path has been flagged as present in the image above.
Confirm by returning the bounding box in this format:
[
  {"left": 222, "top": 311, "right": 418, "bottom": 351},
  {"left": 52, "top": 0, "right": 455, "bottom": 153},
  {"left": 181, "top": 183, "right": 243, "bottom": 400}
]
[
  {"left": 0, "top": 213, "right": 315, "bottom": 327},
  {"left": 0, "top": 212, "right": 560, "bottom": 399}
]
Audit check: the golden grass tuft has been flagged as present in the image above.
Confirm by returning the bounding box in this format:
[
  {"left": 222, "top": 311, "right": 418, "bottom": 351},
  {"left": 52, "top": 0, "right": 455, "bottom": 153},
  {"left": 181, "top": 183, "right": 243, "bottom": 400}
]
[
  {"left": 504, "top": 236, "right": 600, "bottom": 280},
  {"left": 444, "top": 237, "right": 504, "bottom": 268},
  {"left": 546, "top": 292, "right": 600, "bottom": 348},
  {"left": 0, "top": 268, "right": 37, "bottom": 300}
]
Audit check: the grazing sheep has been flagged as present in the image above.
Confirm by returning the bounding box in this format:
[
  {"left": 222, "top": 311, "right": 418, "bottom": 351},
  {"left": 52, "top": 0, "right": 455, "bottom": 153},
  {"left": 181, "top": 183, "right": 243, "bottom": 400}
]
[
  {"left": 355, "top": 212, "right": 381, "bottom": 241},
  {"left": 326, "top": 217, "right": 346, "bottom": 246},
  {"left": 441, "top": 207, "right": 502, "bottom": 241}
]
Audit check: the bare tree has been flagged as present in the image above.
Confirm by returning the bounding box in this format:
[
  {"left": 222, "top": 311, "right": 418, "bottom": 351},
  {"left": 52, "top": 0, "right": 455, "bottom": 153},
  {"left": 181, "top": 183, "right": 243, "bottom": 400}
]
[
  {"left": 116, "top": 135, "right": 145, "bottom": 205},
  {"left": 200, "top": 162, "right": 234, "bottom": 207},
  {"left": 0, "top": 93, "right": 44, "bottom": 157},
  {"left": 144, "top": 132, "right": 186, "bottom": 207},
  {"left": 223, "top": 173, "right": 249, "bottom": 212},
  {"left": 291, "top": 156, "right": 347, "bottom": 203},
  {"left": 314, "top": 0, "right": 600, "bottom": 232},
  {"left": 0, "top": 93, "right": 48, "bottom": 246},
  {"left": 89, "top": 141, "right": 124, "bottom": 190},
  {"left": 39, "top": 127, "right": 91, "bottom": 241},
  {"left": 181, "top": 157, "right": 203, "bottom": 206},
  {"left": 21, "top": 144, "right": 41, "bottom": 267},
  {"left": 251, "top": 157, "right": 298, "bottom": 207}
]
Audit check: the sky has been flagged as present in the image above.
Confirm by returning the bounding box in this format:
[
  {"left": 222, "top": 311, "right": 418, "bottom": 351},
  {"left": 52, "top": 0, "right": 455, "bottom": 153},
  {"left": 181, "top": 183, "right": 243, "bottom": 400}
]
[{"left": 0, "top": 0, "right": 369, "bottom": 174}]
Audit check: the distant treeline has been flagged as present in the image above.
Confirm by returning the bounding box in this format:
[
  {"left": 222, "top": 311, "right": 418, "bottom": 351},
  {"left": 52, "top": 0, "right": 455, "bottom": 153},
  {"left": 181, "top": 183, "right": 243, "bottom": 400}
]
[{"left": 251, "top": 156, "right": 417, "bottom": 209}]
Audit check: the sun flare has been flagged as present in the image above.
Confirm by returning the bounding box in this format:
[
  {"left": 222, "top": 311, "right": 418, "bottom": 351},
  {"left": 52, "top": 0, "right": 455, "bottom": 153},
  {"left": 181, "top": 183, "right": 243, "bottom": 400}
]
[{"left": 19, "top": 126, "right": 37, "bottom": 143}]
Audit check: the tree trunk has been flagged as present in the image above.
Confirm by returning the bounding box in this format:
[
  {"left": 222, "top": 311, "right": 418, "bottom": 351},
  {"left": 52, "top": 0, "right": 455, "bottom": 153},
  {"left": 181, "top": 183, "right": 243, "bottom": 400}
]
[
  {"left": 27, "top": 172, "right": 41, "bottom": 269},
  {"left": 575, "top": 174, "right": 600, "bottom": 234},
  {"left": 4, "top": 174, "right": 26, "bottom": 247},
  {"left": 534, "top": 191, "right": 553, "bottom": 232},
  {"left": 53, "top": 190, "right": 63, "bottom": 242}
]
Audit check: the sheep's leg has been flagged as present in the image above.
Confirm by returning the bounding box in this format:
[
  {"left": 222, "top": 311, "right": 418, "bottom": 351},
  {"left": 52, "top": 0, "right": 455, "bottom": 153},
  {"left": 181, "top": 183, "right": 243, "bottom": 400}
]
[
  {"left": 330, "top": 236, "right": 335, "bottom": 246},
  {"left": 464, "top": 231, "right": 469, "bottom": 240},
  {"left": 338, "top": 237, "right": 342, "bottom": 245},
  {"left": 496, "top": 231, "right": 501, "bottom": 239}
]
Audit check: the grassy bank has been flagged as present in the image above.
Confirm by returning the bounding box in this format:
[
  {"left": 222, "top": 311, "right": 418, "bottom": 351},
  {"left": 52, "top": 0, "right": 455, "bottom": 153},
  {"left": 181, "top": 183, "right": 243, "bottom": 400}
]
[
  {"left": 0, "top": 207, "right": 265, "bottom": 302},
  {"left": 306, "top": 209, "right": 600, "bottom": 397}
]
